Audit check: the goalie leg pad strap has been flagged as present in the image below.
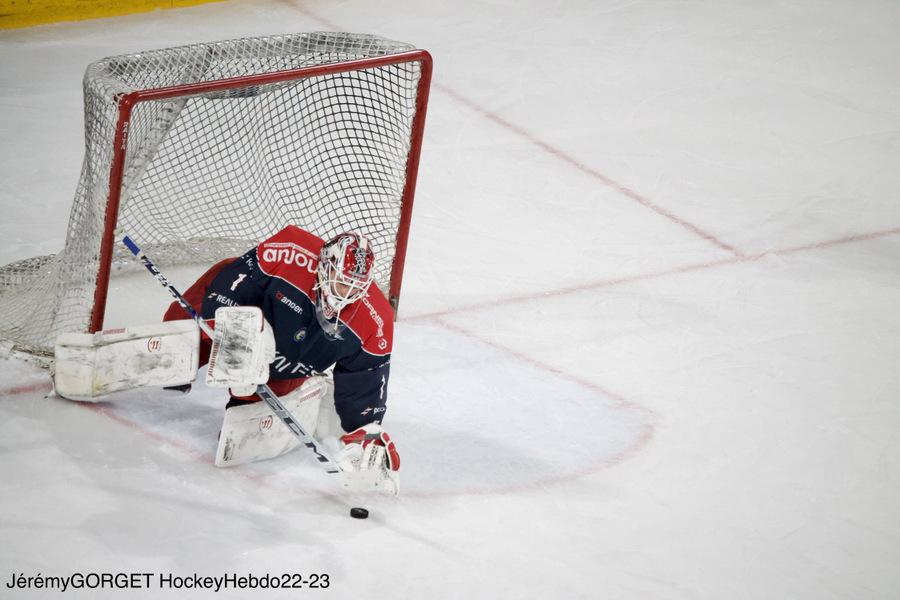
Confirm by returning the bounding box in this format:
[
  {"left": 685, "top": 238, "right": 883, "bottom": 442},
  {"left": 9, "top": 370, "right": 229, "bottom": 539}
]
[
  {"left": 214, "top": 375, "right": 332, "bottom": 467},
  {"left": 53, "top": 320, "right": 200, "bottom": 401}
]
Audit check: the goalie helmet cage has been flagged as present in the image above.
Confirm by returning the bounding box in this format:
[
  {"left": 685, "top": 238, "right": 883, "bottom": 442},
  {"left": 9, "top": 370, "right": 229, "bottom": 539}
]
[{"left": 0, "top": 32, "right": 432, "bottom": 361}]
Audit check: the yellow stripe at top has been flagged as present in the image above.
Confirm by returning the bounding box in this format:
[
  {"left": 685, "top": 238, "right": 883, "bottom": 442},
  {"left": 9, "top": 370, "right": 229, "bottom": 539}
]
[{"left": 0, "top": 0, "right": 226, "bottom": 29}]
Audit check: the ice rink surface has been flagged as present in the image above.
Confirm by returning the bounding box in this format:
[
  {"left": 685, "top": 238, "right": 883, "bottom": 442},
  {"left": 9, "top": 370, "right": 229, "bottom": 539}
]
[{"left": 1, "top": 1, "right": 899, "bottom": 598}]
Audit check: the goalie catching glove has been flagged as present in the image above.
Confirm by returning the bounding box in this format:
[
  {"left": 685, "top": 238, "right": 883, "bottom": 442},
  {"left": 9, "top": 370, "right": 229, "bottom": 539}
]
[{"left": 337, "top": 423, "right": 400, "bottom": 495}]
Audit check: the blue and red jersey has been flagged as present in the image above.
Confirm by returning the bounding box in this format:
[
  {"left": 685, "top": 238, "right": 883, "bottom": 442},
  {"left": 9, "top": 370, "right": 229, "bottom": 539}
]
[{"left": 169, "top": 226, "right": 393, "bottom": 432}]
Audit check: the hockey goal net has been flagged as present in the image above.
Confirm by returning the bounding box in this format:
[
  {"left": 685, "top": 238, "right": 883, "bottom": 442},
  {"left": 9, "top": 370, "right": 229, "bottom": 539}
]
[{"left": 0, "top": 32, "right": 432, "bottom": 360}]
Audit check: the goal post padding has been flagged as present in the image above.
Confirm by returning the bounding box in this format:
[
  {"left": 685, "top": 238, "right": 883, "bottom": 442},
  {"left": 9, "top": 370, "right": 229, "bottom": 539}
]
[{"left": 0, "top": 32, "right": 432, "bottom": 360}]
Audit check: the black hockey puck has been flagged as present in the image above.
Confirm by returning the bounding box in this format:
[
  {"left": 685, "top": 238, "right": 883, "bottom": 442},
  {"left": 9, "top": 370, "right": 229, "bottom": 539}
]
[{"left": 350, "top": 507, "right": 369, "bottom": 519}]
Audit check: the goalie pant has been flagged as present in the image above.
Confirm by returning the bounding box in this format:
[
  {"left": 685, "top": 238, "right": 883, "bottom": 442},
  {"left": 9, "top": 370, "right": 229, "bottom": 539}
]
[{"left": 163, "top": 225, "right": 393, "bottom": 433}]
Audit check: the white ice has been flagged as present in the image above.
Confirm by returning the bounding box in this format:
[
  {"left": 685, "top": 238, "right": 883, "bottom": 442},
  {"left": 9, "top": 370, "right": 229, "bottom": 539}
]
[{"left": 1, "top": 1, "right": 899, "bottom": 598}]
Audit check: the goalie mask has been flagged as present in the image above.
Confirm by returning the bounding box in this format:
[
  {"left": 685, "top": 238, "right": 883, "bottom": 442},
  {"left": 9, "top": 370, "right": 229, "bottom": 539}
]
[{"left": 314, "top": 232, "right": 375, "bottom": 334}]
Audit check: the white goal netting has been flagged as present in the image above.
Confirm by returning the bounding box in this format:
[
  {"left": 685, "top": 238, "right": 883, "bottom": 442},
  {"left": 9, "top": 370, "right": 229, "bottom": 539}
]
[{"left": 0, "top": 32, "right": 430, "bottom": 360}]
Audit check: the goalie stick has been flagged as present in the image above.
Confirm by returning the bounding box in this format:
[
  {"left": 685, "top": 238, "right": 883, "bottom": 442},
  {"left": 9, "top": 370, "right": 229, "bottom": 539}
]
[{"left": 119, "top": 231, "right": 341, "bottom": 475}]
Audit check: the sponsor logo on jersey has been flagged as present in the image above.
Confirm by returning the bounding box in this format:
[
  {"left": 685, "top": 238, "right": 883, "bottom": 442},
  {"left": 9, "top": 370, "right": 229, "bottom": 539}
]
[
  {"left": 294, "top": 329, "right": 307, "bottom": 342},
  {"left": 259, "top": 415, "right": 273, "bottom": 431},
  {"left": 207, "top": 292, "right": 238, "bottom": 307},
  {"left": 147, "top": 337, "right": 162, "bottom": 352},
  {"left": 261, "top": 242, "right": 318, "bottom": 274},
  {"left": 360, "top": 406, "right": 386, "bottom": 416},
  {"left": 271, "top": 352, "right": 324, "bottom": 377},
  {"left": 360, "top": 297, "right": 388, "bottom": 350},
  {"left": 275, "top": 290, "right": 303, "bottom": 315}
]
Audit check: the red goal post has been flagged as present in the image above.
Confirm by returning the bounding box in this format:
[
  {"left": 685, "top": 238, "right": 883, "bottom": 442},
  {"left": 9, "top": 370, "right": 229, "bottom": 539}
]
[
  {"left": 0, "top": 33, "right": 432, "bottom": 360},
  {"left": 96, "top": 50, "right": 433, "bottom": 332}
]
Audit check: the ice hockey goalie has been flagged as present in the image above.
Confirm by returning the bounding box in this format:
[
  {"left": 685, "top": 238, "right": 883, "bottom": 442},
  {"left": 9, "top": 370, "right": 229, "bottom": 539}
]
[{"left": 53, "top": 226, "right": 400, "bottom": 494}]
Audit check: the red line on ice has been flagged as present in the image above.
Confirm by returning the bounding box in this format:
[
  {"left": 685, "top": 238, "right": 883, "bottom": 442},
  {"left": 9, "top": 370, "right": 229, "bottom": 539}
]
[
  {"left": 0, "top": 381, "right": 53, "bottom": 395},
  {"left": 401, "top": 317, "right": 658, "bottom": 498},
  {"left": 81, "top": 402, "right": 216, "bottom": 466},
  {"left": 406, "top": 226, "right": 900, "bottom": 322},
  {"left": 433, "top": 82, "right": 744, "bottom": 257}
]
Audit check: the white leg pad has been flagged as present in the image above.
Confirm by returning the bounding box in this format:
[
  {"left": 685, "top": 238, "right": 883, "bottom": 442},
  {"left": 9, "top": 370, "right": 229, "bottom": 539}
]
[
  {"left": 214, "top": 375, "right": 333, "bottom": 467},
  {"left": 53, "top": 320, "right": 200, "bottom": 401}
]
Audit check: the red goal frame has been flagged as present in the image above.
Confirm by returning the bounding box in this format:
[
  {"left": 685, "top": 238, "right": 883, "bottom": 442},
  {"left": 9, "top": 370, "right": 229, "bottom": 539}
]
[{"left": 91, "top": 50, "right": 433, "bottom": 332}]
